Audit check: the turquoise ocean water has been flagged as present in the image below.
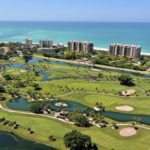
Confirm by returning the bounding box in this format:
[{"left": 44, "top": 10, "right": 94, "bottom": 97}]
[{"left": 0, "top": 21, "right": 150, "bottom": 53}]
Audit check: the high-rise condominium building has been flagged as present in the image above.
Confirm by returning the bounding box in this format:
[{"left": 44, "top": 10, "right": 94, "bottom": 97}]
[
  {"left": 68, "top": 41, "right": 94, "bottom": 53},
  {"left": 39, "top": 40, "right": 53, "bottom": 48},
  {"left": 109, "top": 44, "right": 141, "bottom": 59},
  {"left": 25, "top": 39, "right": 32, "bottom": 47}
]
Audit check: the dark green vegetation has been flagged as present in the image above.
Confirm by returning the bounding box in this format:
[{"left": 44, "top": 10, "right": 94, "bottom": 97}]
[
  {"left": 70, "top": 113, "right": 91, "bottom": 127},
  {"left": 43, "top": 50, "right": 91, "bottom": 60},
  {"left": 43, "top": 49, "right": 150, "bottom": 71},
  {"left": 118, "top": 74, "right": 134, "bottom": 86},
  {"left": 93, "top": 52, "right": 150, "bottom": 71},
  {"left": 30, "top": 101, "right": 49, "bottom": 113},
  {"left": 64, "top": 130, "right": 98, "bottom": 150}
]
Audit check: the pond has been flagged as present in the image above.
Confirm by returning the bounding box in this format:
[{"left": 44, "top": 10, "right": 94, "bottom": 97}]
[
  {"left": 8, "top": 61, "right": 50, "bottom": 81},
  {"left": 0, "top": 132, "right": 55, "bottom": 150},
  {"left": 6, "top": 98, "right": 150, "bottom": 125},
  {"left": 3, "top": 57, "right": 150, "bottom": 79},
  {"left": 6, "top": 98, "right": 91, "bottom": 112}
]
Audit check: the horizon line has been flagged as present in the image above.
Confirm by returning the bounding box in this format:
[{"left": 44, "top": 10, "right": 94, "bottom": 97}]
[{"left": 0, "top": 20, "right": 150, "bottom": 23}]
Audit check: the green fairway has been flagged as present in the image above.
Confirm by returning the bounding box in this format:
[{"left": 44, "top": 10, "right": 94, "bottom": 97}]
[
  {"left": 63, "top": 93, "right": 150, "bottom": 115},
  {"left": 0, "top": 56, "right": 150, "bottom": 150},
  {"left": 0, "top": 110, "right": 150, "bottom": 150}
]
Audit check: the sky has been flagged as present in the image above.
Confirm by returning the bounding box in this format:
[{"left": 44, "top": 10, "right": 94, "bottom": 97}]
[{"left": 0, "top": 0, "right": 149, "bottom": 22}]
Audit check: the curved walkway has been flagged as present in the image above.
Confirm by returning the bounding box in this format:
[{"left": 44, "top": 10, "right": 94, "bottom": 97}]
[
  {"left": 116, "top": 123, "right": 150, "bottom": 130},
  {"left": 57, "top": 91, "right": 149, "bottom": 99},
  {"left": 0, "top": 103, "right": 150, "bottom": 130},
  {"left": 57, "top": 91, "right": 73, "bottom": 97},
  {"left": 0, "top": 103, "right": 74, "bottom": 125}
]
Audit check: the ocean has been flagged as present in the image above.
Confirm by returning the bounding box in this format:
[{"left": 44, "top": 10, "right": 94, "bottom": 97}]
[{"left": 0, "top": 21, "right": 150, "bottom": 53}]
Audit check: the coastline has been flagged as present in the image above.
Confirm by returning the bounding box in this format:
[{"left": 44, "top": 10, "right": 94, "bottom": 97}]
[
  {"left": 1, "top": 41, "right": 150, "bottom": 55},
  {"left": 140, "top": 52, "right": 150, "bottom": 56}
]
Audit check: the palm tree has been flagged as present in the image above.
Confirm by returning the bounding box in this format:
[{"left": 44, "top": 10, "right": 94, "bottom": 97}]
[
  {"left": 49, "top": 135, "right": 56, "bottom": 142},
  {"left": 95, "top": 102, "right": 105, "bottom": 112},
  {"left": 92, "top": 112, "right": 104, "bottom": 123},
  {"left": 112, "top": 122, "right": 118, "bottom": 129},
  {"left": 132, "top": 122, "right": 136, "bottom": 128},
  {"left": 27, "top": 128, "right": 33, "bottom": 134}
]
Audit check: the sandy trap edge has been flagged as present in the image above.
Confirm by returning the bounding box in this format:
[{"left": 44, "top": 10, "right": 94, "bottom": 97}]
[
  {"left": 119, "top": 127, "right": 137, "bottom": 137},
  {"left": 116, "top": 105, "right": 134, "bottom": 112}
]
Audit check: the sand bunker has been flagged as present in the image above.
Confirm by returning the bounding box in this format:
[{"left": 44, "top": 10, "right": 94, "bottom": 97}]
[
  {"left": 121, "top": 89, "right": 136, "bottom": 96},
  {"left": 119, "top": 127, "right": 137, "bottom": 137},
  {"left": 20, "top": 70, "right": 27, "bottom": 73},
  {"left": 116, "top": 105, "right": 134, "bottom": 112}
]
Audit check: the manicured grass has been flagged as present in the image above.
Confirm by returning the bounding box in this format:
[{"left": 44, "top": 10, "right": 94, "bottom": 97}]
[
  {"left": 83, "top": 127, "right": 150, "bottom": 150},
  {"left": 2, "top": 67, "right": 41, "bottom": 81},
  {"left": 2, "top": 57, "right": 150, "bottom": 115},
  {"left": 64, "top": 93, "right": 150, "bottom": 115},
  {"left": 0, "top": 110, "right": 150, "bottom": 150},
  {"left": 1, "top": 56, "right": 150, "bottom": 150},
  {"left": 35, "top": 79, "right": 149, "bottom": 96},
  {"left": 13, "top": 57, "right": 26, "bottom": 64},
  {"left": 0, "top": 110, "right": 70, "bottom": 150}
]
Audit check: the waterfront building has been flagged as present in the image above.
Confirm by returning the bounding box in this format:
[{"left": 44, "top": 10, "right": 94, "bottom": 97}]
[
  {"left": 68, "top": 41, "right": 94, "bottom": 53},
  {"left": 25, "top": 39, "right": 32, "bottom": 47},
  {"left": 39, "top": 40, "right": 53, "bottom": 48},
  {"left": 109, "top": 44, "right": 141, "bottom": 59},
  {"left": 57, "top": 43, "right": 65, "bottom": 49}
]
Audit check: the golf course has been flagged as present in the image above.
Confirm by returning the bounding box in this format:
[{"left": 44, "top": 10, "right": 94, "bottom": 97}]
[{"left": 0, "top": 55, "right": 150, "bottom": 150}]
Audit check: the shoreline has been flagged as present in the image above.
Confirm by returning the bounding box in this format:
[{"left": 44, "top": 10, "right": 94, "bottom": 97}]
[{"left": 0, "top": 41, "right": 150, "bottom": 55}]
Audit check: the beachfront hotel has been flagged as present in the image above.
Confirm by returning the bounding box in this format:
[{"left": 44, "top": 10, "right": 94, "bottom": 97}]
[
  {"left": 39, "top": 40, "right": 53, "bottom": 48},
  {"left": 109, "top": 44, "right": 141, "bottom": 59},
  {"left": 68, "top": 41, "right": 94, "bottom": 53}
]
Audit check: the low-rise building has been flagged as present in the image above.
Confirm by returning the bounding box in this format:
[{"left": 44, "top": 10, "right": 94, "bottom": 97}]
[{"left": 0, "top": 47, "right": 11, "bottom": 53}]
